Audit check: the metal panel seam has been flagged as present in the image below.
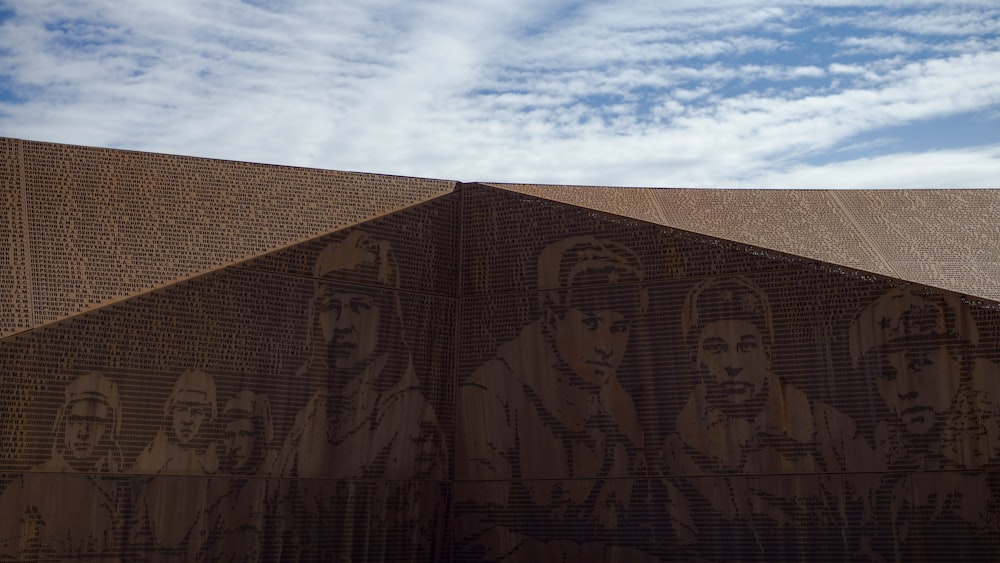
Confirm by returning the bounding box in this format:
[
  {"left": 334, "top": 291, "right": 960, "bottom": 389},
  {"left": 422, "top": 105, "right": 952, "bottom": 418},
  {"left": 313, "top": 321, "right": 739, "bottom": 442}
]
[
  {"left": 828, "top": 190, "right": 903, "bottom": 281},
  {"left": 642, "top": 187, "right": 671, "bottom": 227}
]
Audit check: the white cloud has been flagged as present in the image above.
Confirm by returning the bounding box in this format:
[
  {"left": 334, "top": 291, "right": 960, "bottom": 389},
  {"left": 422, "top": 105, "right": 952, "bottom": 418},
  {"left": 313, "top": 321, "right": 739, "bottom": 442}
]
[
  {"left": 0, "top": 0, "right": 997, "bottom": 188},
  {"left": 749, "top": 144, "right": 1000, "bottom": 188},
  {"left": 859, "top": 7, "right": 1000, "bottom": 36},
  {"left": 839, "top": 35, "right": 921, "bottom": 54}
]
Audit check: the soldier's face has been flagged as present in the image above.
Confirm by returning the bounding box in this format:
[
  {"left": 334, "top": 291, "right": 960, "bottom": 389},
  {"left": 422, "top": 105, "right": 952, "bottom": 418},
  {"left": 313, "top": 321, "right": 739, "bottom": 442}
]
[
  {"left": 696, "top": 319, "right": 769, "bottom": 405},
  {"left": 876, "top": 345, "right": 961, "bottom": 434},
  {"left": 64, "top": 400, "right": 110, "bottom": 461},
  {"left": 318, "top": 288, "right": 381, "bottom": 372},
  {"left": 224, "top": 418, "right": 257, "bottom": 470},
  {"left": 172, "top": 393, "right": 209, "bottom": 444},
  {"left": 551, "top": 307, "right": 631, "bottom": 387}
]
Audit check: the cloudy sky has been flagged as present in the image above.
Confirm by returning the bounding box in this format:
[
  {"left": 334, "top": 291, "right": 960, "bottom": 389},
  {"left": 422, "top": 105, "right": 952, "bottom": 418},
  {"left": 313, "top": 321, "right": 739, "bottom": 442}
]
[{"left": 1, "top": 0, "right": 998, "bottom": 188}]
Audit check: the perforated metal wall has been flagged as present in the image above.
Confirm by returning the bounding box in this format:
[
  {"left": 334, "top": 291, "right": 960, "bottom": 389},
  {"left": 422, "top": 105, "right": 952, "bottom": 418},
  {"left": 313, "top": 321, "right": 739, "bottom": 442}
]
[
  {"left": 0, "top": 196, "right": 459, "bottom": 561},
  {"left": 493, "top": 183, "right": 1000, "bottom": 302},
  {"left": 0, "top": 151, "right": 998, "bottom": 562},
  {"left": 1, "top": 138, "right": 455, "bottom": 337},
  {"left": 454, "top": 185, "right": 1000, "bottom": 562}
]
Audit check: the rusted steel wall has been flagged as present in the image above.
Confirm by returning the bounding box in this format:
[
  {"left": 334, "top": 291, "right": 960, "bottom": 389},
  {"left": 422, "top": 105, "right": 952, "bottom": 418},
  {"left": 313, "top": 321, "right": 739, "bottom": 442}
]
[
  {"left": 0, "top": 177, "right": 998, "bottom": 562},
  {"left": 0, "top": 138, "right": 456, "bottom": 338}
]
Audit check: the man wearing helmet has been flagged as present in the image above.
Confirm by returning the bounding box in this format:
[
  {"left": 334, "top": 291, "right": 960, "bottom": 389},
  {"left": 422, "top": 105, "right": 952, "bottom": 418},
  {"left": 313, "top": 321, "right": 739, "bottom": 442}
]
[
  {"left": 132, "top": 368, "right": 219, "bottom": 475},
  {"left": 219, "top": 390, "right": 276, "bottom": 476},
  {"left": 849, "top": 286, "right": 1000, "bottom": 559},
  {"left": 273, "top": 229, "right": 446, "bottom": 560},
  {"left": 659, "top": 276, "right": 866, "bottom": 560},
  {"left": 850, "top": 286, "right": 1000, "bottom": 470},
  {"left": 130, "top": 369, "right": 221, "bottom": 560},
  {"left": 455, "top": 235, "right": 651, "bottom": 562},
  {"left": 48, "top": 371, "right": 124, "bottom": 473},
  {"left": 0, "top": 372, "right": 123, "bottom": 560}
]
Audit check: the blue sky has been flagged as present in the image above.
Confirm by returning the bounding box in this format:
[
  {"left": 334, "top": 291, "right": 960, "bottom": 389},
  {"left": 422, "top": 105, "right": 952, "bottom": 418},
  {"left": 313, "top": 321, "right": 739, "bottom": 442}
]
[{"left": 0, "top": 0, "right": 998, "bottom": 188}]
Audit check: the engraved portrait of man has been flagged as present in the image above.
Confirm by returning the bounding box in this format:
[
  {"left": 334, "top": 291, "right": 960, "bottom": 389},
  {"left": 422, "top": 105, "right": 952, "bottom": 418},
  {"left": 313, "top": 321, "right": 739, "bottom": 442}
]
[
  {"left": 850, "top": 286, "right": 1000, "bottom": 560},
  {"left": 132, "top": 369, "right": 219, "bottom": 475},
  {"left": 273, "top": 229, "right": 447, "bottom": 561},
  {"left": 130, "top": 369, "right": 222, "bottom": 560},
  {"left": 219, "top": 390, "right": 276, "bottom": 477},
  {"left": 659, "top": 275, "right": 867, "bottom": 561},
  {"left": 456, "top": 235, "right": 651, "bottom": 562},
  {"left": 0, "top": 372, "right": 124, "bottom": 560},
  {"left": 202, "top": 390, "right": 278, "bottom": 563}
]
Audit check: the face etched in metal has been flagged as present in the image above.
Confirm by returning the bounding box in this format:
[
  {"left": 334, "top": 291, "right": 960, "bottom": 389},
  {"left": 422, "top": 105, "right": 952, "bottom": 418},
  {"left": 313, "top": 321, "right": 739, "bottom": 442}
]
[
  {"left": 64, "top": 399, "right": 111, "bottom": 461},
  {"left": 695, "top": 319, "right": 770, "bottom": 406}
]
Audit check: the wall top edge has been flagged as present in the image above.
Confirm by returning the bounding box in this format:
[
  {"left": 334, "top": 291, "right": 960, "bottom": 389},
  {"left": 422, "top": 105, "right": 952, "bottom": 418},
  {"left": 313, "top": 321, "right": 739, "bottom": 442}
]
[{"left": 4, "top": 136, "right": 461, "bottom": 187}]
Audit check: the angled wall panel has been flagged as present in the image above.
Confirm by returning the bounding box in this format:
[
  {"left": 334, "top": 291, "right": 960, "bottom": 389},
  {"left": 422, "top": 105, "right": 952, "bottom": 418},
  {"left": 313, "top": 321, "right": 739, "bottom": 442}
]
[
  {"left": 487, "top": 182, "right": 666, "bottom": 226},
  {"left": 489, "top": 183, "right": 1000, "bottom": 304},
  {"left": 832, "top": 190, "right": 1000, "bottom": 300},
  {"left": 6, "top": 138, "right": 456, "bottom": 335}
]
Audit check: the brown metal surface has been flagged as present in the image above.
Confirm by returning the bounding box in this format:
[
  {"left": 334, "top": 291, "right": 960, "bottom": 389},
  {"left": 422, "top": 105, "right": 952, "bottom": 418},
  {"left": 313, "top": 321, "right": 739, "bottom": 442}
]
[
  {"left": 1, "top": 138, "right": 456, "bottom": 338},
  {"left": 0, "top": 138, "right": 30, "bottom": 336},
  {"left": 0, "top": 144, "right": 998, "bottom": 561},
  {"left": 488, "top": 183, "right": 1000, "bottom": 303}
]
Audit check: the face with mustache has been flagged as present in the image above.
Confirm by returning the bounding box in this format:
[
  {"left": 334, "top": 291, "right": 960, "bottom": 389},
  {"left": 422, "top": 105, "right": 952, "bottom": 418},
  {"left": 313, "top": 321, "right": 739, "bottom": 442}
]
[{"left": 876, "top": 345, "right": 962, "bottom": 435}]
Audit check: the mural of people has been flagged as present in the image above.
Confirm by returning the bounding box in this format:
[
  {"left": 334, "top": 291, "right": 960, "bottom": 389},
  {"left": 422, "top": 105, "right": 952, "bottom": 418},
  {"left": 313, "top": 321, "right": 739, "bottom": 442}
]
[
  {"left": 0, "top": 372, "right": 124, "bottom": 561},
  {"left": 130, "top": 369, "right": 223, "bottom": 561},
  {"left": 455, "top": 235, "right": 652, "bottom": 562},
  {"left": 658, "top": 275, "right": 868, "bottom": 561},
  {"left": 849, "top": 286, "right": 1000, "bottom": 560},
  {"left": 272, "top": 229, "right": 447, "bottom": 560}
]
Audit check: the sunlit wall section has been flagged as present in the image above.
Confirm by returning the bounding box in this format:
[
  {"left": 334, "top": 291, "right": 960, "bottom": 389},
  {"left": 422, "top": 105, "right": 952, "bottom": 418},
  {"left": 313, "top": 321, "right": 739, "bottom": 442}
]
[
  {"left": 2, "top": 138, "right": 456, "bottom": 337},
  {"left": 0, "top": 138, "right": 30, "bottom": 336}
]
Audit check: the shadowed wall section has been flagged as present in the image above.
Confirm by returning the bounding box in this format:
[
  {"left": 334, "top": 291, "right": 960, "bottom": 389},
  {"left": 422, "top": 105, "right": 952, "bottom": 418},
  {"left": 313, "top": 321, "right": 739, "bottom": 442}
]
[
  {"left": 0, "top": 195, "right": 459, "bottom": 561},
  {"left": 454, "top": 185, "right": 1000, "bottom": 562}
]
